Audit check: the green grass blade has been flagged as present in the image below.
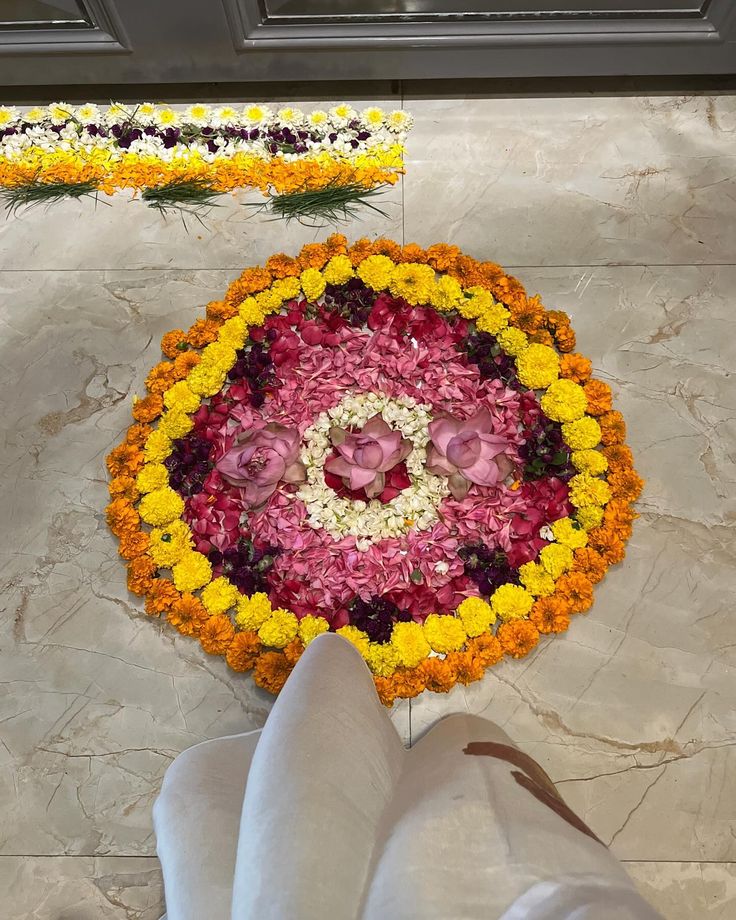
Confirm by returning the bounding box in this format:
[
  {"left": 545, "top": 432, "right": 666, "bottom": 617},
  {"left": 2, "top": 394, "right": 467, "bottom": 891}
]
[
  {"left": 1, "top": 180, "right": 99, "bottom": 216},
  {"left": 251, "top": 181, "right": 392, "bottom": 227}
]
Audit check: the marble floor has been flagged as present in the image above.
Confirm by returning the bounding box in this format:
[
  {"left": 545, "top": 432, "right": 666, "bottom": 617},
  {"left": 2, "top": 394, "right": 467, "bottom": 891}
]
[{"left": 1, "top": 88, "right": 735, "bottom": 919}]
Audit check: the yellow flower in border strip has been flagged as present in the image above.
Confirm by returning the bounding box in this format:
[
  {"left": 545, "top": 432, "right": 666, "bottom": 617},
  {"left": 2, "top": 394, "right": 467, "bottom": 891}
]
[
  {"left": 569, "top": 472, "right": 612, "bottom": 509},
  {"left": 272, "top": 277, "right": 301, "bottom": 302},
  {"left": 139, "top": 486, "right": 184, "bottom": 526},
  {"left": 456, "top": 596, "right": 496, "bottom": 636},
  {"left": 550, "top": 517, "right": 588, "bottom": 549},
  {"left": 298, "top": 614, "right": 330, "bottom": 646},
  {"left": 476, "top": 302, "right": 510, "bottom": 335},
  {"left": 576, "top": 506, "right": 604, "bottom": 531},
  {"left": 391, "top": 620, "right": 431, "bottom": 667},
  {"left": 144, "top": 429, "right": 173, "bottom": 463},
  {"left": 515, "top": 343, "right": 560, "bottom": 389},
  {"left": 336, "top": 624, "right": 371, "bottom": 658},
  {"left": 300, "top": 267, "right": 327, "bottom": 302},
  {"left": 491, "top": 584, "right": 534, "bottom": 622},
  {"left": 540, "top": 378, "right": 588, "bottom": 422},
  {"left": 322, "top": 254, "right": 354, "bottom": 285},
  {"left": 357, "top": 254, "right": 394, "bottom": 291},
  {"left": 163, "top": 381, "right": 200, "bottom": 414},
  {"left": 217, "top": 316, "right": 248, "bottom": 350},
  {"left": 157, "top": 408, "right": 194, "bottom": 440},
  {"left": 431, "top": 274, "right": 464, "bottom": 312},
  {"left": 238, "top": 298, "right": 266, "bottom": 326},
  {"left": 571, "top": 449, "right": 608, "bottom": 476},
  {"left": 136, "top": 462, "right": 169, "bottom": 494},
  {"left": 562, "top": 417, "right": 602, "bottom": 450},
  {"left": 149, "top": 520, "right": 193, "bottom": 568},
  {"left": 235, "top": 592, "right": 272, "bottom": 630},
  {"left": 538, "top": 543, "right": 574, "bottom": 579},
  {"left": 171, "top": 550, "right": 213, "bottom": 593},
  {"left": 423, "top": 614, "right": 466, "bottom": 653},
  {"left": 201, "top": 576, "right": 241, "bottom": 615},
  {"left": 365, "top": 642, "right": 401, "bottom": 677},
  {"left": 457, "top": 286, "right": 492, "bottom": 320},
  {"left": 496, "top": 326, "right": 529, "bottom": 356},
  {"left": 258, "top": 609, "right": 299, "bottom": 648},
  {"left": 518, "top": 562, "right": 556, "bottom": 597},
  {"left": 389, "top": 262, "right": 435, "bottom": 305}
]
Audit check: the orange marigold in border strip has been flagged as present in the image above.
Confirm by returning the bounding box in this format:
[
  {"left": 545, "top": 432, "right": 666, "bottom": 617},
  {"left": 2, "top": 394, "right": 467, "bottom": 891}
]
[
  {"left": 106, "top": 442, "right": 145, "bottom": 478},
  {"left": 298, "top": 243, "right": 331, "bottom": 270},
  {"left": 118, "top": 530, "right": 150, "bottom": 561},
  {"left": 602, "top": 443, "right": 635, "bottom": 471},
  {"left": 572, "top": 546, "right": 608, "bottom": 584},
  {"left": 583, "top": 379, "right": 613, "bottom": 415},
  {"left": 132, "top": 393, "right": 164, "bottom": 423},
  {"left": 145, "top": 361, "right": 178, "bottom": 395},
  {"left": 108, "top": 475, "right": 140, "bottom": 503},
  {"left": 608, "top": 468, "right": 645, "bottom": 502},
  {"left": 253, "top": 651, "right": 293, "bottom": 694},
  {"left": 167, "top": 594, "right": 209, "bottom": 637},
  {"left": 127, "top": 555, "right": 157, "bottom": 595},
  {"left": 467, "top": 634, "right": 504, "bottom": 667},
  {"left": 144, "top": 579, "right": 181, "bottom": 617},
  {"left": 225, "top": 631, "right": 263, "bottom": 672},
  {"left": 420, "top": 657, "right": 458, "bottom": 693},
  {"left": 206, "top": 300, "right": 238, "bottom": 322},
  {"left": 161, "top": 329, "right": 188, "bottom": 358},
  {"left": 186, "top": 318, "right": 220, "bottom": 348},
  {"left": 497, "top": 620, "right": 540, "bottom": 658},
  {"left": 530, "top": 596, "right": 572, "bottom": 634},
  {"left": 425, "top": 243, "right": 461, "bottom": 271},
  {"left": 554, "top": 572, "right": 595, "bottom": 613},
  {"left": 106, "top": 498, "right": 140, "bottom": 536},
  {"left": 599, "top": 410, "right": 627, "bottom": 445},
  {"left": 265, "top": 253, "right": 301, "bottom": 278},
  {"left": 560, "top": 353, "right": 593, "bottom": 384},
  {"left": 587, "top": 527, "right": 627, "bottom": 565},
  {"left": 199, "top": 614, "right": 236, "bottom": 655}
]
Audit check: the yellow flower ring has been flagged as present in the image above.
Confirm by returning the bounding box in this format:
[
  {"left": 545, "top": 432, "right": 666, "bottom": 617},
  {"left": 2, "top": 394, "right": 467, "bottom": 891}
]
[{"left": 106, "top": 236, "right": 642, "bottom": 705}]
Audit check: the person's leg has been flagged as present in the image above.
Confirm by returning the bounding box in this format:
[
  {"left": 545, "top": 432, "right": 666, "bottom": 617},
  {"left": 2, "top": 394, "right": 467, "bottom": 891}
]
[{"left": 153, "top": 730, "right": 261, "bottom": 920}]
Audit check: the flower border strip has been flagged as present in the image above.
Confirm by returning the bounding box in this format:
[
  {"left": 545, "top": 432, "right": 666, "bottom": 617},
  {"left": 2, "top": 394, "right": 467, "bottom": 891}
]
[
  {"left": 105, "top": 235, "right": 643, "bottom": 705},
  {"left": 0, "top": 103, "right": 411, "bottom": 208}
]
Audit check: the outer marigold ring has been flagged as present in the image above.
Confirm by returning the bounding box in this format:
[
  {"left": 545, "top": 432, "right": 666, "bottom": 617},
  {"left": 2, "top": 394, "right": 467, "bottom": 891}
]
[{"left": 106, "top": 235, "right": 642, "bottom": 704}]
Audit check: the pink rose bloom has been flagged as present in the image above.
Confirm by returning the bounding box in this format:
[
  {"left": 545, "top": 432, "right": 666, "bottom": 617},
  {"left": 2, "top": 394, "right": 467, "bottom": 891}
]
[
  {"left": 427, "top": 408, "right": 513, "bottom": 500},
  {"left": 325, "top": 414, "right": 412, "bottom": 499},
  {"left": 216, "top": 423, "right": 305, "bottom": 510}
]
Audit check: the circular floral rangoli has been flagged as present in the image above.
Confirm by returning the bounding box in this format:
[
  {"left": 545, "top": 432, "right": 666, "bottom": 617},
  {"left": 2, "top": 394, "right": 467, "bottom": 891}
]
[{"left": 106, "top": 236, "right": 642, "bottom": 704}]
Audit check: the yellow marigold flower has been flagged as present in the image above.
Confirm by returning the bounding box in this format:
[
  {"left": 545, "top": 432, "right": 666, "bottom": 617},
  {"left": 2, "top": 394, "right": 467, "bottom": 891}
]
[
  {"left": 143, "top": 428, "right": 173, "bottom": 463},
  {"left": 569, "top": 472, "right": 612, "bottom": 509},
  {"left": 258, "top": 609, "right": 299, "bottom": 649},
  {"left": 322, "top": 254, "right": 354, "bottom": 285},
  {"left": 423, "top": 614, "right": 467, "bottom": 654},
  {"left": 456, "top": 596, "right": 496, "bottom": 637},
  {"left": 491, "top": 584, "right": 534, "bottom": 622},
  {"left": 515, "top": 343, "right": 560, "bottom": 389},
  {"left": 336, "top": 625, "right": 371, "bottom": 658},
  {"left": 391, "top": 620, "right": 431, "bottom": 667},
  {"left": 539, "top": 543, "right": 574, "bottom": 579},
  {"left": 163, "top": 381, "right": 200, "bottom": 414},
  {"left": 235, "top": 592, "right": 272, "bottom": 630},
  {"left": 562, "top": 416, "right": 602, "bottom": 450},
  {"left": 496, "top": 326, "right": 529, "bottom": 356},
  {"left": 136, "top": 462, "right": 169, "bottom": 494},
  {"left": 389, "top": 262, "right": 435, "bottom": 305},
  {"left": 201, "top": 576, "right": 240, "bottom": 615},
  {"left": 540, "top": 378, "right": 588, "bottom": 423},
  {"left": 171, "top": 550, "right": 213, "bottom": 593},
  {"left": 571, "top": 449, "right": 608, "bottom": 475},
  {"left": 271, "top": 277, "right": 301, "bottom": 301},
  {"left": 200, "top": 341, "right": 236, "bottom": 370},
  {"left": 300, "top": 267, "right": 327, "bottom": 302},
  {"left": 255, "top": 288, "right": 284, "bottom": 314},
  {"left": 431, "top": 274, "right": 464, "bottom": 312},
  {"left": 457, "top": 286, "right": 493, "bottom": 320},
  {"left": 550, "top": 517, "right": 588, "bottom": 549},
  {"left": 365, "top": 642, "right": 401, "bottom": 677},
  {"left": 298, "top": 614, "right": 330, "bottom": 646},
  {"left": 518, "top": 562, "right": 556, "bottom": 597},
  {"left": 357, "top": 254, "right": 394, "bottom": 291},
  {"left": 217, "top": 316, "right": 248, "bottom": 350},
  {"left": 576, "top": 505, "right": 604, "bottom": 530},
  {"left": 186, "top": 363, "right": 227, "bottom": 397},
  {"left": 238, "top": 298, "right": 266, "bottom": 326},
  {"left": 157, "top": 408, "right": 194, "bottom": 440},
  {"left": 476, "top": 302, "right": 511, "bottom": 335},
  {"left": 149, "top": 520, "right": 193, "bottom": 568},
  {"left": 139, "top": 486, "right": 185, "bottom": 526}
]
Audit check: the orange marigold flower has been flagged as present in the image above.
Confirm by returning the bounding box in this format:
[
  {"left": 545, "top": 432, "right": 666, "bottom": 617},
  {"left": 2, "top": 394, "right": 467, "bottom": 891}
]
[
  {"left": 225, "top": 631, "right": 262, "bottom": 672},
  {"left": 447, "top": 650, "right": 485, "bottom": 686},
  {"left": 530, "top": 596, "right": 571, "bottom": 634},
  {"left": 450, "top": 254, "right": 485, "bottom": 288},
  {"left": 106, "top": 442, "right": 145, "bottom": 478},
  {"left": 420, "top": 657, "right": 457, "bottom": 693},
  {"left": 425, "top": 243, "right": 460, "bottom": 271},
  {"left": 390, "top": 668, "right": 427, "bottom": 699},
  {"left": 127, "top": 555, "right": 158, "bottom": 595},
  {"left": 527, "top": 329, "right": 555, "bottom": 346},
  {"left": 373, "top": 675, "right": 398, "bottom": 707},
  {"left": 253, "top": 651, "right": 293, "bottom": 694},
  {"left": 118, "top": 530, "right": 150, "bottom": 561},
  {"left": 234, "top": 267, "right": 273, "bottom": 296},
  {"left": 199, "top": 614, "right": 236, "bottom": 655},
  {"left": 266, "top": 252, "right": 301, "bottom": 278},
  {"left": 173, "top": 351, "right": 201, "bottom": 378},
  {"left": 283, "top": 638, "right": 305, "bottom": 666},
  {"left": 347, "top": 237, "right": 375, "bottom": 266},
  {"left": 497, "top": 619, "right": 540, "bottom": 658},
  {"left": 545, "top": 309, "right": 571, "bottom": 330},
  {"left": 467, "top": 634, "right": 504, "bottom": 667},
  {"left": 105, "top": 498, "right": 140, "bottom": 536},
  {"left": 323, "top": 233, "right": 348, "bottom": 258},
  {"left": 298, "top": 243, "right": 329, "bottom": 270},
  {"left": 599, "top": 411, "right": 627, "bottom": 446},
  {"left": 603, "top": 498, "right": 637, "bottom": 528},
  {"left": 145, "top": 361, "right": 178, "bottom": 395},
  {"left": 371, "top": 238, "right": 402, "bottom": 262},
  {"left": 108, "top": 475, "right": 139, "bottom": 502},
  {"left": 125, "top": 423, "right": 152, "bottom": 448},
  {"left": 132, "top": 393, "right": 164, "bottom": 423},
  {"left": 608, "top": 468, "right": 644, "bottom": 502},
  {"left": 588, "top": 527, "right": 627, "bottom": 565},
  {"left": 510, "top": 295, "right": 545, "bottom": 334},
  {"left": 555, "top": 572, "right": 594, "bottom": 613},
  {"left": 583, "top": 379, "right": 613, "bottom": 416},
  {"left": 602, "top": 444, "right": 634, "bottom": 471},
  {"left": 206, "top": 299, "right": 238, "bottom": 322},
  {"left": 167, "top": 593, "right": 209, "bottom": 636},
  {"left": 161, "top": 329, "right": 188, "bottom": 359},
  {"left": 144, "top": 579, "right": 181, "bottom": 616},
  {"left": 572, "top": 546, "right": 608, "bottom": 584},
  {"left": 186, "top": 318, "right": 220, "bottom": 348},
  {"left": 398, "top": 243, "right": 427, "bottom": 263},
  {"left": 477, "top": 261, "right": 505, "bottom": 285},
  {"left": 554, "top": 324, "right": 576, "bottom": 353},
  {"left": 491, "top": 275, "right": 527, "bottom": 310},
  {"left": 560, "top": 353, "right": 593, "bottom": 384}
]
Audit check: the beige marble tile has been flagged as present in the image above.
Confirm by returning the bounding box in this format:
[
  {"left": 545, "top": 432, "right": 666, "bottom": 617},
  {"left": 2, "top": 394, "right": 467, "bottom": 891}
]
[
  {"left": 0, "top": 269, "right": 410, "bottom": 859},
  {"left": 409, "top": 263, "right": 736, "bottom": 860},
  {"left": 624, "top": 861, "right": 736, "bottom": 919},
  {"left": 0, "top": 855, "right": 164, "bottom": 920},
  {"left": 403, "top": 94, "right": 736, "bottom": 266}
]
